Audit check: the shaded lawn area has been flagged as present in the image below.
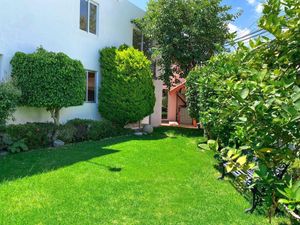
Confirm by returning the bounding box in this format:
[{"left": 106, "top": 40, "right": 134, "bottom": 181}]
[{"left": 0, "top": 127, "right": 288, "bottom": 225}]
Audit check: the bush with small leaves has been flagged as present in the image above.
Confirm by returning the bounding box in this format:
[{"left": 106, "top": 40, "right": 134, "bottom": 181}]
[
  {"left": 99, "top": 46, "right": 155, "bottom": 126},
  {"left": 10, "top": 47, "right": 86, "bottom": 126},
  {"left": 187, "top": 0, "right": 300, "bottom": 222},
  {"left": 0, "top": 81, "right": 20, "bottom": 125}
]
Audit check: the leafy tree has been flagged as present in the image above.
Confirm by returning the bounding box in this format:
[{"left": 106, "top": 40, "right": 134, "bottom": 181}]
[
  {"left": 185, "top": 68, "right": 201, "bottom": 120},
  {"left": 0, "top": 81, "right": 21, "bottom": 125},
  {"left": 135, "top": 0, "right": 236, "bottom": 86},
  {"left": 99, "top": 46, "right": 155, "bottom": 126},
  {"left": 11, "top": 48, "right": 86, "bottom": 125}
]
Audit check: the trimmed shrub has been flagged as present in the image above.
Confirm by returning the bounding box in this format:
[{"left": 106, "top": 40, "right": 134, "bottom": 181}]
[
  {"left": 63, "top": 119, "right": 89, "bottom": 142},
  {"left": 87, "top": 120, "right": 129, "bottom": 140},
  {"left": 0, "top": 81, "right": 21, "bottom": 125},
  {"left": 2, "top": 120, "right": 131, "bottom": 150},
  {"left": 99, "top": 46, "right": 155, "bottom": 126},
  {"left": 57, "top": 124, "right": 76, "bottom": 144},
  {"left": 10, "top": 47, "right": 86, "bottom": 125},
  {"left": 5, "top": 123, "right": 55, "bottom": 149},
  {"left": 62, "top": 119, "right": 130, "bottom": 143}
]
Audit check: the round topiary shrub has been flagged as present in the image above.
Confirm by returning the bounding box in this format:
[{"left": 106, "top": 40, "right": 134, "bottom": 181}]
[
  {"left": 99, "top": 46, "right": 155, "bottom": 126},
  {"left": 10, "top": 47, "right": 86, "bottom": 125}
]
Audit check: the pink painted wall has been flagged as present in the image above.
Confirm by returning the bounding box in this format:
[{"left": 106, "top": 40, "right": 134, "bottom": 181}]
[
  {"left": 167, "top": 86, "right": 187, "bottom": 122},
  {"left": 167, "top": 92, "right": 177, "bottom": 121}
]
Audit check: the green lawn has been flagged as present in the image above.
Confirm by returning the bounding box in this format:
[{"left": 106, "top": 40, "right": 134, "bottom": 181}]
[{"left": 0, "top": 127, "right": 288, "bottom": 225}]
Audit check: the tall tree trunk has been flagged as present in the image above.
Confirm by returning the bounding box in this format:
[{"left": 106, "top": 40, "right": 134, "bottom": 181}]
[
  {"left": 50, "top": 108, "right": 60, "bottom": 126},
  {"left": 49, "top": 108, "right": 61, "bottom": 145}
]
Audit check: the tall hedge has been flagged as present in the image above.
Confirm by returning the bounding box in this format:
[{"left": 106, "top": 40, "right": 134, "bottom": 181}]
[
  {"left": 99, "top": 46, "right": 155, "bottom": 126},
  {"left": 0, "top": 81, "right": 21, "bottom": 125},
  {"left": 189, "top": 0, "right": 300, "bottom": 221},
  {"left": 10, "top": 48, "right": 86, "bottom": 125}
]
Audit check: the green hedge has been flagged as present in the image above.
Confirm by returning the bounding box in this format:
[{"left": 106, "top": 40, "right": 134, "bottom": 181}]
[
  {"left": 0, "top": 120, "right": 131, "bottom": 151},
  {"left": 98, "top": 46, "right": 155, "bottom": 126},
  {"left": 5, "top": 123, "right": 56, "bottom": 149},
  {"left": 187, "top": 0, "right": 300, "bottom": 221},
  {"left": 61, "top": 119, "right": 131, "bottom": 143}
]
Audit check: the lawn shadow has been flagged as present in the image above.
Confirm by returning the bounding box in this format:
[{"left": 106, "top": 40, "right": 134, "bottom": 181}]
[
  {"left": 0, "top": 138, "right": 125, "bottom": 184},
  {"left": 85, "top": 160, "right": 122, "bottom": 172},
  {"left": 0, "top": 127, "right": 203, "bottom": 184}
]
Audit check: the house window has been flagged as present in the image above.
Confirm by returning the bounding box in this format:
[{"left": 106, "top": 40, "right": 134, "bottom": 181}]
[
  {"left": 133, "top": 28, "right": 143, "bottom": 51},
  {"left": 86, "top": 71, "right": 96, "bottom": 102},
  {"left": 80, "top": 0, "right": 98, "bottom": 34},
  {"left": 162, "top": 89, "right": 169, "bottom": 120},
  {"left": 133, "top": 28, "right": 157, "bottom": 77},
  {"left": 133, "top": 28, "right": 153, "bottom": 54}
]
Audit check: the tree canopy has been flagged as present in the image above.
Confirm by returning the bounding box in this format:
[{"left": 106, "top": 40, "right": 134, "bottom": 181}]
[
  {"left": 135, "top": 0, "right": 236, "bottom": 86},
  {"left": 11, "top": 48, "right": 86, "bottom": 125}
]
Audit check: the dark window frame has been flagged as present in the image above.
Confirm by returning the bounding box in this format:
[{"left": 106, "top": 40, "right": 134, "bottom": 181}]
[{"left": 86, "top": 71, "right": 97, "bottom": 103}]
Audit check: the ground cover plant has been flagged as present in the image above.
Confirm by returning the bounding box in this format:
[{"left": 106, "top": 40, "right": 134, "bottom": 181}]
[
  {"left": 186, "top": 0, "right": 300, "bottom": 223},
  {"left": 0, "top": 128, "right": 289, "bottom": 225},
  {"left": 0, "top": 119, "right": 129, "bottom": 153}
]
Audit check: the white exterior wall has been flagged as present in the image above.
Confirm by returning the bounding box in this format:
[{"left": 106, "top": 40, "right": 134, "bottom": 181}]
[
  {"left": 0, "top": 0, "right": 145, "bottom": 124},
  {"left": 150, "top": 79, "right": 163, "bottom": 127}
]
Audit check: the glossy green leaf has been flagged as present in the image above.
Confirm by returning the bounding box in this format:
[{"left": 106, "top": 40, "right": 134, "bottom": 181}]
[{"left": 240, "top": 88, "right": 250, "bottom": 99}]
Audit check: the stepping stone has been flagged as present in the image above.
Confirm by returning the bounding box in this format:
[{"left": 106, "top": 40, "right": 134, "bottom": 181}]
[
  {"left": 53, "top": 139, "right": 65, "bottom": 147},
  {"left": 134, "top": 132, "right": 144, "bottom": 136}
]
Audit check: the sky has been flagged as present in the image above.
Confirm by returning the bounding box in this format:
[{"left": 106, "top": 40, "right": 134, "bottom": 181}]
[{"left": 128, "top": 0, "right": 265, "bottom": 40}]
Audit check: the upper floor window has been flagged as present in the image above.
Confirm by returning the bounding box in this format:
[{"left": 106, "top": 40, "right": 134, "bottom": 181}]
[
  {"left": 133, "top": 28, "right": 143, "bottom": 51},
  {"left": 80, "top": 0, "right": 98, "bottom": 34},
  {"left": 133, "top": 28, "right": 152, "bottom": 58},
  {"left": 133, "top": 28, "right": 157, "bottom": 78}
]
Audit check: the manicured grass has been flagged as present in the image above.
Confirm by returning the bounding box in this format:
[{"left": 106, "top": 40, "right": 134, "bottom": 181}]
[{"left": 0, "top": 127, "right": 288, "bottom": 225}]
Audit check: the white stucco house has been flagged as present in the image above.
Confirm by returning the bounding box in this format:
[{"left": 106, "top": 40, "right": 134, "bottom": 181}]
[{"left": 0, "top": 0, "right": 163, "bottom": 127}]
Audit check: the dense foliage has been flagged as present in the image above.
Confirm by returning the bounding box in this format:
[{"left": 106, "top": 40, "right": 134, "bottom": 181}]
[
  {"left": 186, "top": 69, "right": 201, "bottom": 120},
  {"left": 99, "top": 46, "right": 155, "bottom": 126},
  {"left": 0, "top": 81, "right": 21, "bottom": 125},
  {"left": 188, "top": 0, "right": 300, "bottom": 222},
  {"left": 0, "top": 120, "right": 130, "bottom": 151},
  {"left": 61, "top": 119, "right": 131, "bottom": 143},
  {"left": 135, "top": 0, "right": 236, "bottom": 86},
  {"left": 10, "top": 48, "right": 86, "bottom": 125},
  {"left": 3, "top": 123, "right": 56, "bottom": 149}
]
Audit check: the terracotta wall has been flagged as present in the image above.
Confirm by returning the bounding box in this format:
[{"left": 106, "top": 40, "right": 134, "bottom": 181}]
[{"left": 167, "top": 92, "right": 177, "bottom": 121}]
